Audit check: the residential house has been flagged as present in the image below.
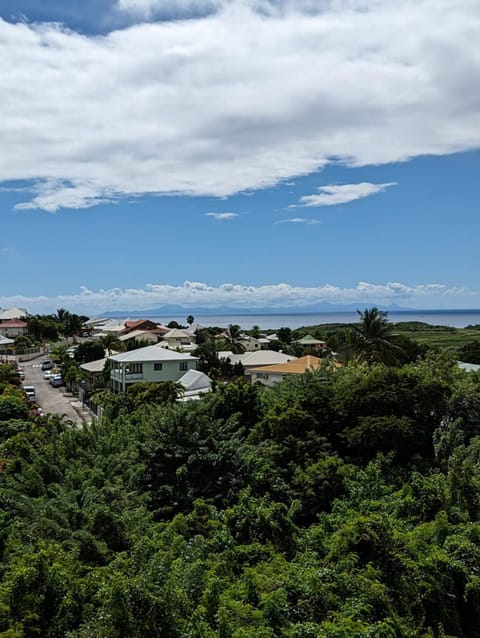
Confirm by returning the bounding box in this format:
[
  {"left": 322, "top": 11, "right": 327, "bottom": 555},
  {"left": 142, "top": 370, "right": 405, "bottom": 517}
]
[
  {"left": 121, "top": 319, "right": 159, "bottom": 334},
  {"left": 294, "top": 334, "right": 328, "bottom": 353},
  {"left": 0, "top": 335, "right": 15, "bottom": 361},
  {"left": 0, "top": 320, "right": 28, "bottom": 338},
  {"left": 250, "top": 355, "right": 323, "bottom": 387},
  {"left": 80, "top": 357, "right": 109, "bottom": 392},
  {"left": 108, "top": 345, "right": 198, "bottom": 393},
  {"left": 160, "top": 328, "right": 196, "bottom": 352},
  {"left": 239, "top": 334, "right": 263, "bottom": 351},
  {"left": 218, "top": 350, "right": 297, "bottom": 378}
]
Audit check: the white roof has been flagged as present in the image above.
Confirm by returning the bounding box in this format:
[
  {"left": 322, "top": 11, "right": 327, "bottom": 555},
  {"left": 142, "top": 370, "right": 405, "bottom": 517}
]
[
  {"left": 178, "top": 369, "right": 212, "bottom": 391},
  {"left": 0, "top": 335, "right": 15, "bottom": 346},
  {"left": 100, "top": 319, "right": 127, "bottom": 333},
  {"left": 218, "top": 350, "right": 296, "bottom": 367},
  {"left": 0, "top": 307, "right": 28, "bottom": 320},
  {"left": 80, "top": 357, "right": 108, "bottom": 373},
  {"left": 83, "top": 317, "right": 108, "bottom": 327},
  {"left": 458, "top": 361, "right": 480, "bottom": 372},
  {"left": 109, "top": 344, "right": 198, "bottom": 363}
]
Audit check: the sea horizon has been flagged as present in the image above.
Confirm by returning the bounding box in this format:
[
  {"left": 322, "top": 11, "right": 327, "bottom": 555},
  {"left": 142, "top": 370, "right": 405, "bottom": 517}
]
[{"left": 109, "top": 309, "right": 480, "bottom": 331}]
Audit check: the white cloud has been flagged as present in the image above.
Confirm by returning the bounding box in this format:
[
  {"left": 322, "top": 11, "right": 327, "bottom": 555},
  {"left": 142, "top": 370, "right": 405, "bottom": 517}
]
[
  {"left": 14, "top": 180, "right": 117, "bottom": 213},
  {"left": 205, "top": 211, "right": 238, "bottom": 220},
  {"left": 0, "top": 280, "right": 474, "bottom": 314},
  {"left": 276, "top": 217, "right": 320, "bottom": 224},
  {"left": 1, "top": 1, "right": 480, "bottom": 211},
  {"left": 295, "top": 182, "right": 396, "bottom": 207}
]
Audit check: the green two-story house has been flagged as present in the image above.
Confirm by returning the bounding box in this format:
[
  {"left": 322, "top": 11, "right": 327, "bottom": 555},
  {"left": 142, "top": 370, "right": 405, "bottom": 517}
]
[{"left": 108, "top": 345, "right": 198, "bottom": 393}]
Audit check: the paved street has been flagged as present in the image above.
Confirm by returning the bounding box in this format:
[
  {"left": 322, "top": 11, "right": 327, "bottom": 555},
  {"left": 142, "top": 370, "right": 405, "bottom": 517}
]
[{"left": 21, "top": 359, "right": 91, "bottom": 425}]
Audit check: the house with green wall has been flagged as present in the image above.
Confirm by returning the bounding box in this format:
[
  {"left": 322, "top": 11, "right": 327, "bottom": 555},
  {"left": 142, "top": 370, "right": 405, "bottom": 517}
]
[{"left": 108, "top": 345, "right": 198, "bottom": 393}]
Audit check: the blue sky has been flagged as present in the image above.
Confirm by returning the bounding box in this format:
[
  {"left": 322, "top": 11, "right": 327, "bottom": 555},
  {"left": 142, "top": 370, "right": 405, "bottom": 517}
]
[{"left": 1, "top": 0, "right": 479, "bottom": 314}]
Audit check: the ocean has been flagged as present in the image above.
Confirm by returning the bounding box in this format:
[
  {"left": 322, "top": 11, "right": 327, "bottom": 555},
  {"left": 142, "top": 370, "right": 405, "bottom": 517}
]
[{"left": 141, "top": 310, "right": 480, "bottom": 330}]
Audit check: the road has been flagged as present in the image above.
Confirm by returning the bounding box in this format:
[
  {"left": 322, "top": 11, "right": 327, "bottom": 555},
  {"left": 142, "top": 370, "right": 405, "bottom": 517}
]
[{"left": 21, "top": 359, "right": 90, "bottom": 425}]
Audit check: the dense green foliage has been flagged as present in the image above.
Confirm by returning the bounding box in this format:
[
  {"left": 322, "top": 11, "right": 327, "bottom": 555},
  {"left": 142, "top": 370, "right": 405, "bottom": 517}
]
[{"left": 1, "top": 357, "right": 480, "bottom": 636}]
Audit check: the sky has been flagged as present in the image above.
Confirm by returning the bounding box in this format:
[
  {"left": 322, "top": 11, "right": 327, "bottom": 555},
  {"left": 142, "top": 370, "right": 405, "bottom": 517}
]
[{"left": 1, "top": 0, "right": 480, "bottom": 315}]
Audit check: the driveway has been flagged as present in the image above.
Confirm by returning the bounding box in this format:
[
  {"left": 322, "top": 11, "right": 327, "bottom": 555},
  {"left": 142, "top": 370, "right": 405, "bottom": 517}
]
[{"left": 21, "top": 359, "right": 90, "bottom": 425}]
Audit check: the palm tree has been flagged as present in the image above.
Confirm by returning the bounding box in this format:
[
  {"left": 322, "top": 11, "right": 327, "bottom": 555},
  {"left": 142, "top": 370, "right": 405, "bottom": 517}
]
[
  {"left": 100, "top": 334, "right": 123, "bottom": 356},
  {"left": 352, "top": 307, "right": 402, "bottom": 365},
  {"left": 224, "top": 324, "right": 245, "bottom": 354}
]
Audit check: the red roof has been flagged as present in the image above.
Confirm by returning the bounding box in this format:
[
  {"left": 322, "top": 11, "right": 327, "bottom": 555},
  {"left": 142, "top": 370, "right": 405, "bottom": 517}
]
[{"left": 0, "top": 320, "right": 28, "bottom": 328}]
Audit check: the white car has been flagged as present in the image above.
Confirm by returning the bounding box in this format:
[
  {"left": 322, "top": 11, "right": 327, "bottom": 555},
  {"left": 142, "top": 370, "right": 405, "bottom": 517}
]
[{"left": 43, "top": 370, "right": 54, "bottom": 380}]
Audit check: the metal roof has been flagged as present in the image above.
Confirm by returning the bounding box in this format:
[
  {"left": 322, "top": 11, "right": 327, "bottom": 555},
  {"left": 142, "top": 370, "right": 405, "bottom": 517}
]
[{"left": 109, "top": 344, "right": 197, "bottom": 363}]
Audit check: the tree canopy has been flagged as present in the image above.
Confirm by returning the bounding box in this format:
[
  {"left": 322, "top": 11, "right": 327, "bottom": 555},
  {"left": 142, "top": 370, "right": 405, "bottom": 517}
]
[{"left": 0, "top": 352, "right": 480, "bottom": 635}]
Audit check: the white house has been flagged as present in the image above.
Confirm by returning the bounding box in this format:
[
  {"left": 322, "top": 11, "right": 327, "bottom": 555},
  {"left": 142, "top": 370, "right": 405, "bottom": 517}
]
[
  {"left": 108, "top": 344, "right": 198, "bottom": 393},
  {"left": 160, "top": 328, "right": 196, "bottom": 351},
  {"left": 250, "top": 355, "right": 323, "bottom": 387}
]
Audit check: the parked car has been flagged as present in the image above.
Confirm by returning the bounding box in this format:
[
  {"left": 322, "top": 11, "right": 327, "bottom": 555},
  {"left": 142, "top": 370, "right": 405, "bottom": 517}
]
[
  {"left": 41, "top": 360, "right": 53, "bottom": 371},
  {"left": 50, "top": 375, "right": 64, "bottom": 388},
  {"left": 23, "top": 385, "right": 36, "bottom": 401},
  {"left": 43, "top": 370, "right": 54, "bottom": 380},
  {"left": 16, "top": 369, "right": 25, "bottom": 380}
]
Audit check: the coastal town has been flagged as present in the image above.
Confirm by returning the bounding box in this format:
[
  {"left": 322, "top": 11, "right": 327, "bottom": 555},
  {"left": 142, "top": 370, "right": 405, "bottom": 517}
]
[{"left": 0, "top": 306, "right": 337, "bottom": 424}]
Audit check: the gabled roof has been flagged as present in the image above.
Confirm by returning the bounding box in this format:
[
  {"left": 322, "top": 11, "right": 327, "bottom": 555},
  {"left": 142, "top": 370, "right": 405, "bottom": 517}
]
[
  {"left": 178, "top": 369, "right": 212, "bottom": 391},
  {"left": 0, "top": 335, "right": 15, "bottom": 346},
  {"left": 0, "top": 320, "right": 28, "bottom": 328},
  {"left": 109, "top": 344, "right": 197, "bottom": 363},
  {"left": 123, "top": 319, "right": 159, "bottom": 333},
  {"left": 80, "top": 357, "right": 108, "bottom": 373}
]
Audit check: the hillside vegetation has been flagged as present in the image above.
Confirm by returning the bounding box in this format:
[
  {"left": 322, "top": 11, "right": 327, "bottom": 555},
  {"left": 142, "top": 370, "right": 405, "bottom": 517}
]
[{"left": 1, "top": 351, "right": 480, "bottom": 636}]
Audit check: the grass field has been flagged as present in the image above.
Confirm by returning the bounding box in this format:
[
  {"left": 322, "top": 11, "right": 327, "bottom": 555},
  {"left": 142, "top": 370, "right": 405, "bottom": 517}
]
[{"left": 293, "top": 321, "right": 480, "bottom": 351}]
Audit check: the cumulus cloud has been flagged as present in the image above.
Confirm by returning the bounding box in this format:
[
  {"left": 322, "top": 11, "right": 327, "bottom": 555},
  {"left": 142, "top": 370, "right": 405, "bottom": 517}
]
[
  {"left": 205, "top": 212, "right": 238, "bottom": 220},
  {"left": 294, "top": 182, "right": 396, "bottom": 208},
  {"left": 1, "top": 1, "right": 480, "bottom": 212},
  {"left": 276, "top": 217, "right": 320, "bottom": 224},
  {"left": 0, "top": 280, "right": 473, "bottom": 314}
]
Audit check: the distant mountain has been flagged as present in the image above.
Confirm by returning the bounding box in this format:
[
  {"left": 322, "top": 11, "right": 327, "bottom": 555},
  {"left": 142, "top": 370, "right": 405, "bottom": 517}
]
[{"left": 101, "top": 301, "right": 414, "bottom": 318}]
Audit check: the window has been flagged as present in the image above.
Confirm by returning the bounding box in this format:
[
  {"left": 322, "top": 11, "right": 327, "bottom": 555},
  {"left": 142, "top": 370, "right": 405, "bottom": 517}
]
[
  {"left": 179, "top": 362, "right": 188, "bottom": 371},
  {"left": 126, "top": 363, "right": 143, "bottom": 374},
  {"left": 154, "top": 363, "right": 163, "bottom": 371}
]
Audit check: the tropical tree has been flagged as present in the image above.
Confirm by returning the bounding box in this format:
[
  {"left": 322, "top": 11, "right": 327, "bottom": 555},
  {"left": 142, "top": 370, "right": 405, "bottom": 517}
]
[
  {"left": 100, "top": 333, "right": 123, "bottom": 356},
  {"left": 223, "top": 324, "right": 245, "bottom": 354},
  {"left": 186, "top": 315, "right": 195, "bottom": 326},
  {"left": 352, "top": 307, "right": 402, "bottom": 365}
]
